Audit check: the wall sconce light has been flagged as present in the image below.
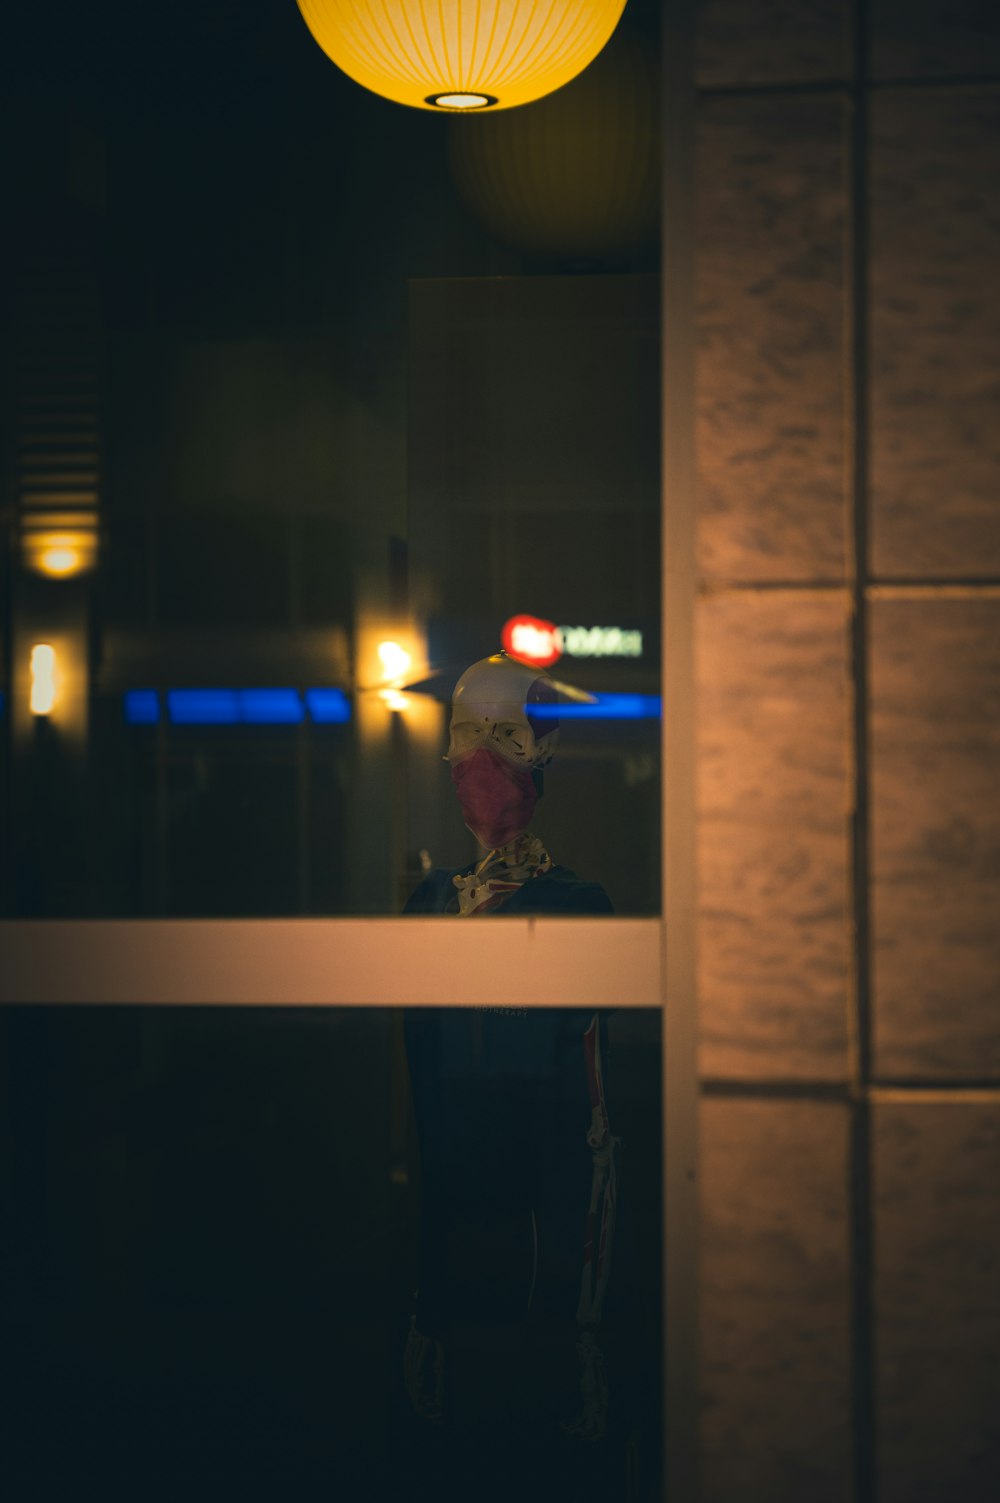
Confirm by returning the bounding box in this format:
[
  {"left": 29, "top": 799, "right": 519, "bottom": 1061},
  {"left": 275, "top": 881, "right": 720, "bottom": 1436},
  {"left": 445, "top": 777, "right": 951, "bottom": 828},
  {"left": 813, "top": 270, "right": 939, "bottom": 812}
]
[
  {"left": 30, "top": 644, "right": 58, "bottom": 716},
  {"left": 296, "top": 0, "right": 627, "bottom": 113},
  {"left": 23, "top": 521, "right": 99, "bottom": 580},
  {"left": 377, "top": 639, "right": 412, "bottom": 712},
  {"left": 377, "top": 640, "right": 412, "bottom": 680}
]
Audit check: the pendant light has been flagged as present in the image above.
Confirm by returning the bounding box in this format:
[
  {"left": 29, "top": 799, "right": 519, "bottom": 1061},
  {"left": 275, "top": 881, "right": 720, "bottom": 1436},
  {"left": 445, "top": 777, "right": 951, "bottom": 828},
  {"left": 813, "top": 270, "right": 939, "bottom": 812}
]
[{"left": 296, "top": 0, "right": 628, "bottom": 112}]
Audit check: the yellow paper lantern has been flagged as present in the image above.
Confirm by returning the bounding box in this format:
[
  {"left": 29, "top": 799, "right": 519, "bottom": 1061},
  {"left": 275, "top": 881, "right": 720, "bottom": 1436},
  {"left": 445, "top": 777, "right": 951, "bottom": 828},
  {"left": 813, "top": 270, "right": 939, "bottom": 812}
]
[{"left": 295, "top": 0, "right": 628, "bottom": 112}]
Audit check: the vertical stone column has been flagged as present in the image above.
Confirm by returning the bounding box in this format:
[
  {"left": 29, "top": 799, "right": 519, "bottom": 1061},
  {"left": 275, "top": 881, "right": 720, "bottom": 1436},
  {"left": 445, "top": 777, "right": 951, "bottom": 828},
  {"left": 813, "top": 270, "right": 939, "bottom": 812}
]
[{"left": 693, "top": 5, "right": 1000, "bottom": 1501}]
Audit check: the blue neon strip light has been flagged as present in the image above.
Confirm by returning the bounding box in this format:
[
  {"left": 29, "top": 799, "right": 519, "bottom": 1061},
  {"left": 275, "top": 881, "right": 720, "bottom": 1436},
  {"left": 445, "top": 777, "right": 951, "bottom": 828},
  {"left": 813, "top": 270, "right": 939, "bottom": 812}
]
[
  {"left": 124, "top": 689, "right": 161, "bottom": 725},
  {"left": 304, "top": 688, "right": 352, "bottom": 724},
  {"left": 168, "top": 689, "right": 242, "bottom": 724},
  {"left": 125, "top": 688, "right": 351, "bottom": 726},
  {"left": 240, "top": 688, "right": 304, "bottom": 724},
  {"left": 531, "top": 694, "right": 661, "bottom": 720}
]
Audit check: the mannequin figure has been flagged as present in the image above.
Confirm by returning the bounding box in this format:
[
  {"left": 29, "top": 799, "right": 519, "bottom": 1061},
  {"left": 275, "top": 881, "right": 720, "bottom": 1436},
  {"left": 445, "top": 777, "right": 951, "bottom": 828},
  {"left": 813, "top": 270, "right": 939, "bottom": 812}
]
[{"left": 402, "top": 653, "right": 619, "bottom": 1454}]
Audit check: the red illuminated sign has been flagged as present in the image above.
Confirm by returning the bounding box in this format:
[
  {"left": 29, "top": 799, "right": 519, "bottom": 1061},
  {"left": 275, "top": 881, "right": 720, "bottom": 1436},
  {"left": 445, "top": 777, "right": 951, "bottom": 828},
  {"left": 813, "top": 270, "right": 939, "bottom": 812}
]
[
  {"left": 501, "top": 614, "right": 562, "bottom": 668},
  {"left": 502, "top": 615, "right": 645, "bottom": 666}
]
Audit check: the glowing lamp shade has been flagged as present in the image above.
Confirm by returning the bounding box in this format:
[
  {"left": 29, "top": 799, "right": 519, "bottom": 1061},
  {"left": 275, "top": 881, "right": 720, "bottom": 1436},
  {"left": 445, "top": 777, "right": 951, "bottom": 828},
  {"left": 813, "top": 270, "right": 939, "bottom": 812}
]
[{"left": 295, "top": 0, "right": 628, "bottom": 112}]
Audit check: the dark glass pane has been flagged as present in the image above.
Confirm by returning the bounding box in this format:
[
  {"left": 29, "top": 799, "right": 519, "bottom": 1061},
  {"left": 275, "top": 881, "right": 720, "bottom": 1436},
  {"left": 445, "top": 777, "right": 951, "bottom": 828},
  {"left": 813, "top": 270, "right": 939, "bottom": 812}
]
[{"left": 1, "top": 7, "right": 661, "bottom": 920}]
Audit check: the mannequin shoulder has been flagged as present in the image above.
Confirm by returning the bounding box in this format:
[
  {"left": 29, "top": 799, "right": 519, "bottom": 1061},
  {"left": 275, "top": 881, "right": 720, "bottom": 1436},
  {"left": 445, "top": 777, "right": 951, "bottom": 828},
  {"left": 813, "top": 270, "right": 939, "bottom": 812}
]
[{"left": 402, "top": 865, "right": 471, "bottom": 914}]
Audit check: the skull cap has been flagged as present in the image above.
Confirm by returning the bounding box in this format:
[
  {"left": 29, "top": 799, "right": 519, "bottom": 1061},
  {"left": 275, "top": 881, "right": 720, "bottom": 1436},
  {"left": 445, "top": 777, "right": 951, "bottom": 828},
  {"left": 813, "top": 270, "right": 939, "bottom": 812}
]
[{"left": 449, "top": 652, "right": 559, "bottom": 767}]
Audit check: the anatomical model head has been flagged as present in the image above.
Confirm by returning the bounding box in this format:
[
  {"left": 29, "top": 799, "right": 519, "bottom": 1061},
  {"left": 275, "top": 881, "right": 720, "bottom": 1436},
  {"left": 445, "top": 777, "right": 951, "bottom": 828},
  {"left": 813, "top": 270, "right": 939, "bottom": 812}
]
[{"left": 447, "top": 652, "right": 559, "bottom": 849}]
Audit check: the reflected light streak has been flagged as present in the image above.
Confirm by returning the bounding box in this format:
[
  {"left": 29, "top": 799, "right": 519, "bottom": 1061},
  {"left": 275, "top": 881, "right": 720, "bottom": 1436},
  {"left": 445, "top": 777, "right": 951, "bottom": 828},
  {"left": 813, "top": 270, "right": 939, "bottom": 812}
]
[
  {"left": 532, "top": 694, "right": 661, "bottom": 719},
  {"left": 120, "top": 689, "right": 655, "bottom": 724},
  {"left": 126, "top": 689, "right": 353, "bottom": 726}
]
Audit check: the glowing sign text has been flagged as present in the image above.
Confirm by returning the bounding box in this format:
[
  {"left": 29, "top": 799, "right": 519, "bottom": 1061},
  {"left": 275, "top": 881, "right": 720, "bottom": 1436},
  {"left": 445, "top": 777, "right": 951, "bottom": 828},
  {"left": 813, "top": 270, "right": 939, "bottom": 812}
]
[
  {"left": 559, "top": 625, "right": 643, "bottom": 659},
  {"left": 502, "top": 615, "right": 643, "bottom": 667}
]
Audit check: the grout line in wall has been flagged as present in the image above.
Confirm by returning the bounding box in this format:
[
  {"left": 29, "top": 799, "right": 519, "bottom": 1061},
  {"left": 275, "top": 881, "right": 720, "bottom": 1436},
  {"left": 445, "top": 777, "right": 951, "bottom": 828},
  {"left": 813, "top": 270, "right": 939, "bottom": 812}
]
[
  {"left": 700, "top": 1078, "right": 851, "bottom": 1101},
  {"left": 697, "top": 578, "right": 851, "bottom": 596},
  {"left": 866, "top": 73, "right": 1000, "bottom": 92},
  {"left": 867, "top": 582, "right": 1000, "bottom": 599},
  {"left": 699, "top": 79, "right": 853, "bottom": 100},
  {"left": 847, "top": 7, "right": 878, "bottom": 1501},
  {"left": 699, "top": 1079, "right": 1000, "bottom": 1104},
  {"left": 699, "top": 74, "right": 1000, "bottom": 101},
  {"left": 701, "top": 581, "right": 1000, "bottom": 598},
  {"left": 870, "top": 1085, "right": 1000, "bottom": 1104}
]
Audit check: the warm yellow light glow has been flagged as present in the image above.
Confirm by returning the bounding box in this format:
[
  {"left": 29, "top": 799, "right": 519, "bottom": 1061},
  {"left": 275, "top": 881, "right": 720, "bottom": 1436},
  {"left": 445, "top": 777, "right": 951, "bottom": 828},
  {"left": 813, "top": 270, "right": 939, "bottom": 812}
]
[
  {"left": 30, "top": 644, "right": 58, "bottom": 716},
  {"left": 296, "top": 0, "right": 627, "bottom": 113},
  {"left": 24, "top": 528, "right": 98, "bottom": 579},
  {"left": 40, "top": 546, "right": 81, "bottom": 577},
  {"left": 377, "top": 640, "right": 412, "bottom": 680},
  {"left": 379, "top": 688, "right": 410, "bottom": 713}
]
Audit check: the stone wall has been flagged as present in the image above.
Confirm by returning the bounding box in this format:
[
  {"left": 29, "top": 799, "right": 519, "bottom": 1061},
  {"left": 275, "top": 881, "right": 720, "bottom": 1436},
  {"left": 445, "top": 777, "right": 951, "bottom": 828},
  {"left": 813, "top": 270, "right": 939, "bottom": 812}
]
[{"left": 693, "top": 4, "right": 1000, "bottom": 1499}]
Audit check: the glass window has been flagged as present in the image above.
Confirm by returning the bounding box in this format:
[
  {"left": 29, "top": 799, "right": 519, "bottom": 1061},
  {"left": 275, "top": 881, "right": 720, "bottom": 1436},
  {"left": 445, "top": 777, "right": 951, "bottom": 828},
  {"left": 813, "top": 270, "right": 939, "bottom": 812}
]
[
  {"left": 1, "top": 3, "right": 668, "bottom": 1496},
  {"left": 2, "top": 7, "right": 662, "bottom": 921}
]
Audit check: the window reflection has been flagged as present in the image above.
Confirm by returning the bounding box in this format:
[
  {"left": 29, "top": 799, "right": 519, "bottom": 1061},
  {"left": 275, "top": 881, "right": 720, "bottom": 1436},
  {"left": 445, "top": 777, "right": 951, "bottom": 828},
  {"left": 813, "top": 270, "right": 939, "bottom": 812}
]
[
  {"left": 2, "top": 2, "right": 663, "bottom": 1495},
  {"left": 2, "top": 28, "right": 660, "bottom": 920}
]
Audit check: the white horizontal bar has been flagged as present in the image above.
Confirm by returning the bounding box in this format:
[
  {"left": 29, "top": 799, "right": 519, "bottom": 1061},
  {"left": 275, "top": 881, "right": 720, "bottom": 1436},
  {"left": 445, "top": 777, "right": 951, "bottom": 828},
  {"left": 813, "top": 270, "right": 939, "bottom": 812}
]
[{"left": 0, "top": 918, "right": 662, "bottom": 1008}]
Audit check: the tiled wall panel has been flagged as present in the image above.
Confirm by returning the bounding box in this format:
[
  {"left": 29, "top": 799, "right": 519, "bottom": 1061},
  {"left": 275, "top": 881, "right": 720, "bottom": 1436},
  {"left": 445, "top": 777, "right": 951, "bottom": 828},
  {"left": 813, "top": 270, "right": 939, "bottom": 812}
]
[
  {"left": 870, "top": 87, "right": 1000, "bottom": 578},
  {"left": 697, "top": 96, "right": 849, "bottom": 583},
  {"left": 874, "top": 1100, "right": 1000, "bottom": 1503},
  {"left": 871, "top": 598, "right": 1000, "bottom": 1081},
  {"left": 697, "top": 591, "right": 851, "bottom": 1080},
  {"left": 695, "top": 0, "right": 851, "bottom": 89},
  {"left": 870, "top": 0, "right": 1000, "bottom": 81},
  {"left": 700, "top": 1097, "right": 853, "bottom": 1502},
  {"left": 694, "top": 13, "right": 1000, "bottom": 1503}
]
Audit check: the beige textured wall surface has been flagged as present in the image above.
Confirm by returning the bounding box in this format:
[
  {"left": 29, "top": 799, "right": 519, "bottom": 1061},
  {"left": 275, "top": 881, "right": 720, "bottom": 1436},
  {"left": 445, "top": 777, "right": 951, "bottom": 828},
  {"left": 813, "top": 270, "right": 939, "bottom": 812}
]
[
  {"left": 871, "top": 597, "right": 1000, "bottom": 1081},
  {"left": 696, "top": 94, "right": 849, "bottom": 583},
  {"left": 695, "top": 0, "right": 851, "bottom": 89},
  {"left": 694, "top": 4, "right": 1000, "bottom": 1500},
  {"left": 870, "top": 86, "right": 1000, "bottom": 579},
  {"left": 869, "top": 0, "right": 1000, "bottom": 80},
  {"left": 874, "top": 1100, "right": 1000, "bottom": 1502},
  {"left": 699, "top": 1097, "right": 853, "bottom": 1501},
  {"left": 697, "top": 591, "right": 852, "bottom": 1080}
]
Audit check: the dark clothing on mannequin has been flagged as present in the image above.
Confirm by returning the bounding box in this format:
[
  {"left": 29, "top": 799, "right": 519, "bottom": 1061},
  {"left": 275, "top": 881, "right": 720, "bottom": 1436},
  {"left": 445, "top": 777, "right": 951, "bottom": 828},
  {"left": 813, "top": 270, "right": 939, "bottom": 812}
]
[
  {"left": 403, "top": 863, "right": 613, "bottom": 1339},
  {"left": 403, "top": 861, "right": 614, "bottom": 919}
]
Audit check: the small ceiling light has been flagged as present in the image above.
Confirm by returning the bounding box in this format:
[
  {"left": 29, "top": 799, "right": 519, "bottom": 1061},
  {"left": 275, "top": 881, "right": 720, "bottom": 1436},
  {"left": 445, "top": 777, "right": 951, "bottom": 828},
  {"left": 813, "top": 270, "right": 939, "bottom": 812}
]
[
  {"left": 296, "top": 0, "right": 627, "bottom": 113},
  {"left": 429, "top": 92, "right": 495, "bottom": 110},
  {"left": 30, "top": 644, "right": 58, "bottom": 716}
]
